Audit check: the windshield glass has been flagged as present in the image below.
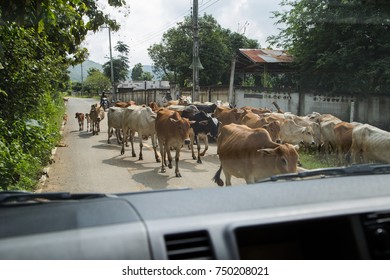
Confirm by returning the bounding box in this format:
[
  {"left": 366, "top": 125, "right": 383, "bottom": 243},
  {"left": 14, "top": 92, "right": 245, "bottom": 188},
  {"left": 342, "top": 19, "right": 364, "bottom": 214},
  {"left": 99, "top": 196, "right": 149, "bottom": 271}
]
[{"left": 1, "top": 0, "right": 389, "bottom": 193}]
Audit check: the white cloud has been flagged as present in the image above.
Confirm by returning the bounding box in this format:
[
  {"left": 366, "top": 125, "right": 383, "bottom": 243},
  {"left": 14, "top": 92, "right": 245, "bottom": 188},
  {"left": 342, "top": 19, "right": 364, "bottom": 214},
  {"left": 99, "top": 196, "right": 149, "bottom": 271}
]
[{"left": 84, "top": 0, "right": 283, "bottom": 66}]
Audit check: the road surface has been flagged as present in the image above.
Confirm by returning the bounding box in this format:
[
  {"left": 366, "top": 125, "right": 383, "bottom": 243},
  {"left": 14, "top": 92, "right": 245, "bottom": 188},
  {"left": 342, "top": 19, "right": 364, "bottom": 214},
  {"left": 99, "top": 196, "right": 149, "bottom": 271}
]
[{"left": 40, "top": 97, "right": 245, "bottom": 194}]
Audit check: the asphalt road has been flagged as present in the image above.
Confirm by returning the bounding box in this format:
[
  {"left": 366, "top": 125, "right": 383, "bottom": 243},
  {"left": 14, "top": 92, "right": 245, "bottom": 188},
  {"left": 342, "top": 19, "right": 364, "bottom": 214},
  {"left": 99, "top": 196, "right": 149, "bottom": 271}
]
[{"left": 40, "top": 97, "right": 245, "bottom": 194}]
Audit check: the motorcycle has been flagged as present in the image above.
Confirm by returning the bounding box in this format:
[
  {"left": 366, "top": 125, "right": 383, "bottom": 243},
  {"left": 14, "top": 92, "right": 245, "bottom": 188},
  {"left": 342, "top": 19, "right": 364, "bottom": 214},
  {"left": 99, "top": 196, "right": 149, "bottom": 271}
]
[{"left": 100, "top": 97, "right": 110, "bottom": 110}]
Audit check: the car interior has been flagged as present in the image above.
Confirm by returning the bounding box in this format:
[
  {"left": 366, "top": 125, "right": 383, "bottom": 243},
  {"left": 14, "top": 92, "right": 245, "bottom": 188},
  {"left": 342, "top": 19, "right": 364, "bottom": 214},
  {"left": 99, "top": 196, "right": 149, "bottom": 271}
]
[{"left": 1, "top": 165, "right": 390, "bottom": 260}]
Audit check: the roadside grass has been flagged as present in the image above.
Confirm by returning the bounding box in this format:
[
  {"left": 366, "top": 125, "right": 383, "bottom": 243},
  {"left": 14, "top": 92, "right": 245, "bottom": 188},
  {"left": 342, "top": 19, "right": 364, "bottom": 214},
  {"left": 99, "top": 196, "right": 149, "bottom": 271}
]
[{"left": 299, "top": 150, "right": 343, "bottom": 170}]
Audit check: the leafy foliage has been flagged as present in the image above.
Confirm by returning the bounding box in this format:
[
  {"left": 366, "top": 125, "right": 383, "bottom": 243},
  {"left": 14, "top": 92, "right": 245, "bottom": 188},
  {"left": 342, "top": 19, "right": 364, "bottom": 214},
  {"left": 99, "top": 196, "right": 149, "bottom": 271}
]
[
  {"left": 148, "top": 13, "right": 259, "bottom": 87},
  {"left": 131, "top": 63, "right": 154, "bottom": 81},
  {"left": 103, "top": 41, "right": 131, "bottom": 84},
  {"left": 0, "top": 0, "right": 125, "bottom": 191},
  {"left": 84, "top": 70, "right": 111, "bottom": 95},
  {"left": 268, "top": 0, "right": 390, "bottom": 95}
]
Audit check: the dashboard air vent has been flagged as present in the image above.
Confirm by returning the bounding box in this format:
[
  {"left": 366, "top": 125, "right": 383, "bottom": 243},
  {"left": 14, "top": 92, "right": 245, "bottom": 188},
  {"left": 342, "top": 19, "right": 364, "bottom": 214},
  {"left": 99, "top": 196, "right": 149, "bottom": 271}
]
[{"left": 164, "top": 230, "right": 215, "bottom": 260}]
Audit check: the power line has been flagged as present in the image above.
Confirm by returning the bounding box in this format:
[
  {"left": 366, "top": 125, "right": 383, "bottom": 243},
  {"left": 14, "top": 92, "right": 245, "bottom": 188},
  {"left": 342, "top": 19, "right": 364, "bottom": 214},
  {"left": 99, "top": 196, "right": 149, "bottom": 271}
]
[{"left": 131, "top": 0, "right": 221, "bottom": 48}]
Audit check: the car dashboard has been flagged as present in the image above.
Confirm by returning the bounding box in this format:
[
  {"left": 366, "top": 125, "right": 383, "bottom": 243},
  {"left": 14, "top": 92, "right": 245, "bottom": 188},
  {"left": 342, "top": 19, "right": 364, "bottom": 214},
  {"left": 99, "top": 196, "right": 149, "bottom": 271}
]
[{"left": 1, "top": 172, "right": 390, "bottom": 260}]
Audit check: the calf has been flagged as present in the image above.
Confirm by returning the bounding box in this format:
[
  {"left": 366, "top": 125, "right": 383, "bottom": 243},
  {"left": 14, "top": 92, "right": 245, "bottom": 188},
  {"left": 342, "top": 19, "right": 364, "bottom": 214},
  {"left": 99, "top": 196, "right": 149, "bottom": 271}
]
[
  {"left": 89, "top": 104, "right": 105, "bottom": 135},
  {"left": 85, "top": 113, "right": 91, "bottom": 132},
  {"left": 75, "top": 112, "right": 84, "bottom": 131},
  {"left": 155, "top": 108, "right": 193, "bottom": 177}
]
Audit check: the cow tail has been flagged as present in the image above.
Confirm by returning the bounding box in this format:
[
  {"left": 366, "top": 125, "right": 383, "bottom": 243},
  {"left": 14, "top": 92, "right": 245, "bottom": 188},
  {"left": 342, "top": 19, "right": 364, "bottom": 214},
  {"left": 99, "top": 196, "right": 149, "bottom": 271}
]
[{"left": 212, "top": 165, "right": 224, "bottom": 187}]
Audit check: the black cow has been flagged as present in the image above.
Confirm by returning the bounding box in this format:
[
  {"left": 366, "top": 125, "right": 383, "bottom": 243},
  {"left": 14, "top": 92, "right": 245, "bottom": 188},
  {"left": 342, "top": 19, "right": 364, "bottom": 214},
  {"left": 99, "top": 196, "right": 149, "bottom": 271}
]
[
  {"left": 182, "top": 110, "right": 219, "bottom": 163},
  {"left": 190, "top": 103, "right": 217, "bottom": 115}
]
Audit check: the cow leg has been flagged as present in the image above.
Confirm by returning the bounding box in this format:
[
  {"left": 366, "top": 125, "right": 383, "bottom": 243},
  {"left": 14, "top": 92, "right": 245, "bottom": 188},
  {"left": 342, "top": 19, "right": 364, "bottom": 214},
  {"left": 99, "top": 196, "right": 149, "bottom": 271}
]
[
  {"left": 159, "top": 139, "right": 166, "bottom": 173},
  {"left": 174, "top": 147, "right": 181, "bottom": 177},
  {"left": 138, "top": 133, "right": 143, "bottom": 160},
  {"left": 130, "top": 131, "right": 136, "bottom": 157},
  {"left": 223, "top": 169, "right": 232, "bottom": 186},
  {"left": 196, "top": 135, "right": 202, "bottom": 164},
  {"left": 121, "top": 128, "right": 127, "bottom": 155},
  {"left": 108, "top": 127, "right": 112, "bottom": 144},
  {"left": 190, "top": 129, "right": 196, "bottom": 160},
  {"left": 151, "top": 134, "right": 160, "bottom": 162},
  {"left": 115, "top": 129, "right": 122, "bottom": 145},
  {"left": 199, "top": 135, "right": 208, "bottom": 157},
  {"left": 167, "top": 148, "right": 173, "bottom": 169}
]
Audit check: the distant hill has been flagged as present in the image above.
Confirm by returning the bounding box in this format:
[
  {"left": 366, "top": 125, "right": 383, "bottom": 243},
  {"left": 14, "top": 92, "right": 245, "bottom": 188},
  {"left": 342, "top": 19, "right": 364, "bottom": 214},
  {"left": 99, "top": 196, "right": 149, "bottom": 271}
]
[
  {"left": 68, "top": 60, "right": 103, "bottom": 82},
  {"left": 68, "top": 60, "right": 157, "bottom": 82}
]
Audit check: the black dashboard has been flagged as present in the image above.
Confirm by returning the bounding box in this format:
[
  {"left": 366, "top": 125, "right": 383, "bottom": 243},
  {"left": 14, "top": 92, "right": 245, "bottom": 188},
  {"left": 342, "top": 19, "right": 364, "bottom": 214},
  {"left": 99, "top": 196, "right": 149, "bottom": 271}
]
[{"left": 2, "top": 172, "right": 390, "bottom": 260}]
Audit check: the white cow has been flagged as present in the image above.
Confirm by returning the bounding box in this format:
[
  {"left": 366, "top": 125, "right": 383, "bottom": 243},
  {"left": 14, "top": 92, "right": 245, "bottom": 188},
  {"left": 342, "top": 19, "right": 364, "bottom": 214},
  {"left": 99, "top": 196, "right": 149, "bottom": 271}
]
[
  {"left": 107, "top": 107, "right": 125, "bottom": 145},
  {"left": 280, "top": 119, "right": 316, "bottom": 146},
  {"left": 351, "top": 124, "right": 390, "bottom": 164},
  {"left": 121, "top": 106, "right": 160, "bottom": 162}
]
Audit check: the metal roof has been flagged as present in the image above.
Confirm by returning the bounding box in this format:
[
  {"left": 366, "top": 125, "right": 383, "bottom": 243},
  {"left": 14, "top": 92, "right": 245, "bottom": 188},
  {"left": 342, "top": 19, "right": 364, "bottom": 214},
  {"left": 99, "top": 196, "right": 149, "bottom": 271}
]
[{"left": 235, "top": 49, "right": 294, "bottom": 73}]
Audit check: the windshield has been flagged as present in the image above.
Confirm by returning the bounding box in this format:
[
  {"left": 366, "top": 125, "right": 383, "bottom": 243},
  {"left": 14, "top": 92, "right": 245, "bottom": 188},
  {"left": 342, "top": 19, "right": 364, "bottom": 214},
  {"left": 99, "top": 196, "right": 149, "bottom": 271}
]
[{"left": 1, "top": 0, "right": 389, "bottom": 192}]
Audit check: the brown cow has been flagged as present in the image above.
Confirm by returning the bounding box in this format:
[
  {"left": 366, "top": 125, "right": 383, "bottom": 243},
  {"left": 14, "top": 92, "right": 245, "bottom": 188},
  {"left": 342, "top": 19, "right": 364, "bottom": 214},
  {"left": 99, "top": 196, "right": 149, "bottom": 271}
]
[
  {"left": 148, "top": 101, "right": 160, "bottom": 112},
  {"left": 75, "top": 112, "right": 84, "bottom": 131},
  {"left": 214, "top": 106, "right": 243, "bottom": 127},
  {"left": 114, "top": 100, "right": 136, "bottom": 108},
  {"left": 89, "top": 104, "right": 105, "bottom": 135},
  {"left": 213, "top": 123, "right": 298, "bottom": 186},
  {"left": 85, "top": 113, "right": 91, "bottom": 132},
  {"left": 63, "top": 113, "right": 68, "bottom": 125},
  {"left": 240, "top": 106, "right": 272, "bottom": 115},
  {"left": 333, "top": 121, "right": 359, "bottom": 164},
  {"left": 155, "top": 108, "right": 194, "bottom": 177},
  {"left": 239, "top": 112, "right": 281, "bottom": 142}
]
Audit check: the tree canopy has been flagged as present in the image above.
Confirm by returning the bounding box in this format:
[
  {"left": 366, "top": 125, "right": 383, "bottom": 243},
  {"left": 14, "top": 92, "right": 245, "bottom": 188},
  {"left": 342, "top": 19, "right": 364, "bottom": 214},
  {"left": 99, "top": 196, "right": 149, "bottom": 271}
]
[
  {"left": 0, "top": 0, "right": 125, "bottom": 190},
  {"left": 103, "top": 41, "right": 130, "bottom": 84},
  {"left": 148, "top": 13, "right": 259, "bottom": 87},
  {"left": 268, "top": 0, "right": 390, "bottom": 95}
]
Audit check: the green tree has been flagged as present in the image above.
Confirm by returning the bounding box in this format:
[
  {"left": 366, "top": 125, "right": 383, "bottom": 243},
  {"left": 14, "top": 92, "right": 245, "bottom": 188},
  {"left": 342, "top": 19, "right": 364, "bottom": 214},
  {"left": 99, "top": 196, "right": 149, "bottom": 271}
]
[
  {"left": 141, "top": 72, "right": 154, "bottom": 81},
  {"left": 131, "top": 63, "right": 144, "bottom": 80},
  {"left": 103, "top": 41, "right": 130, "bottom": 84},
  {"left": 0, "top": 0, "right": 126, "bottom": 190},
  {"left": 148, "top": 13, "right": 259, "bottom": 87},
  {"left": 84, "top": 70, "right": 111, "bottom": 95},
  {"left": 269, "top": 0, "right": 390, "bottom": 95}
]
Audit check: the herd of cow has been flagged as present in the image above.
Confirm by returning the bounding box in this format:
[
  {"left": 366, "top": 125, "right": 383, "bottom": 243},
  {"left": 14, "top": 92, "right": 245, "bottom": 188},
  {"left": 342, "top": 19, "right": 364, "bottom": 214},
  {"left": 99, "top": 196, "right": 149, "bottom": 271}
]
[{"left": 72, "top": 98, "right": 390, "bottom": 186}]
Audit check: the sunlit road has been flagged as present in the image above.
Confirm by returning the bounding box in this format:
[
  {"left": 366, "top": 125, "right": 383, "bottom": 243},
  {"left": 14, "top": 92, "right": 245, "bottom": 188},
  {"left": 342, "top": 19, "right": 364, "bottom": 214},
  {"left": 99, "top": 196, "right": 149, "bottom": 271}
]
[{"left": 40, "top": 97, "right": 245, "bottom": 194}]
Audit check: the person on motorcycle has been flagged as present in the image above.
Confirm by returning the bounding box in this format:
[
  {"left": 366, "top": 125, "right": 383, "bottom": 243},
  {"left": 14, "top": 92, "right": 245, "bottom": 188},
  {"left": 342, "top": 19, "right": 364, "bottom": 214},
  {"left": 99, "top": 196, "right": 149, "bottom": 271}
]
[{"left": 100, "top": 91, "right": 109, "bottom": 109}]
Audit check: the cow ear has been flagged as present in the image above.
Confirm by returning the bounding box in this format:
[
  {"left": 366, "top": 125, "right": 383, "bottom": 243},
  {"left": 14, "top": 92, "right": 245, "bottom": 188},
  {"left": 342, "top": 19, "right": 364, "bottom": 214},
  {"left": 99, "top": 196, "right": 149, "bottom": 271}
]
[{"left": 257, "top": 148, "right": 276, "bottom": 156}]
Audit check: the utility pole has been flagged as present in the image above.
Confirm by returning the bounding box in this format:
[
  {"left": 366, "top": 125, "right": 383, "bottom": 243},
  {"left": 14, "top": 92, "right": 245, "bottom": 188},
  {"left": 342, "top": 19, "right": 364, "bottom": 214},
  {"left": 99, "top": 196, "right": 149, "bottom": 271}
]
[
  {"left": 81, "top": 62, "right": 84, "bottom": 96},
  {"left": 191, "top": 0, "right": 201, "bottom": 102},
  {"left": 107, "top": 26, "right": 116, "bottom": 101},
  {"left": 102, "top": 25, "right": 116, "bottom": 101}
]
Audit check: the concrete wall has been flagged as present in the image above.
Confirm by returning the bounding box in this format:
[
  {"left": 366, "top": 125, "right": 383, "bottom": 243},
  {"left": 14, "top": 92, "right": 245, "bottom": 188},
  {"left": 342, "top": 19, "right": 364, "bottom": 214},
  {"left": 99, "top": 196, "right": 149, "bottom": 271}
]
[{"left": 113, "top": 86, "right": 390, "bottom": 130}]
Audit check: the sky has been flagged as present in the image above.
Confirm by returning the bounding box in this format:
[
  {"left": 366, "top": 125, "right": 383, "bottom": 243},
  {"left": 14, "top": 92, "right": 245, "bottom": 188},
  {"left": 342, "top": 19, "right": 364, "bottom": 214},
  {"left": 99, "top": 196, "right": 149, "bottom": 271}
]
[{"left": 83, "top": 0, "right": 286, "bottom": 67}]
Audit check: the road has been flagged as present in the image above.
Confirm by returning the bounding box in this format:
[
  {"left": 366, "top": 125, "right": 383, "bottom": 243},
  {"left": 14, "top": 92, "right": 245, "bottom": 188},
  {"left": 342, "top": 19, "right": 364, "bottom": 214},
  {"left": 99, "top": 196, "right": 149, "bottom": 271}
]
[{"left": 40, "top": 97, "right": 245, "bottom": 194}]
